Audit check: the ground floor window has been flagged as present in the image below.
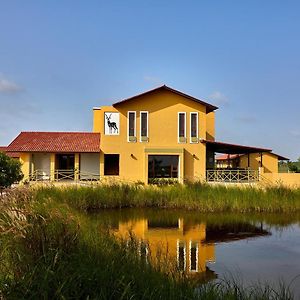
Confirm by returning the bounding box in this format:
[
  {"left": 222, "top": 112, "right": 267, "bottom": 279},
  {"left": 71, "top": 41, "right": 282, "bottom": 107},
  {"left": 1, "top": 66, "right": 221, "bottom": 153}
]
[
  {"left": 56, "top": 154, "right": 75, "bottom": 170},
  {"left": 55, "top": 154, "right": 75, "bottom": 180},
  {"left": 148, "top": 155, "right": 179, "bottom": 179},
  {"left": 104, "top": 154, "right": 119, "bottom": 175}
]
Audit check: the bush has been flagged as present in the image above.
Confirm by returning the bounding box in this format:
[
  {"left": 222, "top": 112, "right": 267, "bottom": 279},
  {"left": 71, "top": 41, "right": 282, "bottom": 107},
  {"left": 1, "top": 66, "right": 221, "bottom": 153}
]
[{"left": 0, "top": 152, "right": 23, "bottom": 190}]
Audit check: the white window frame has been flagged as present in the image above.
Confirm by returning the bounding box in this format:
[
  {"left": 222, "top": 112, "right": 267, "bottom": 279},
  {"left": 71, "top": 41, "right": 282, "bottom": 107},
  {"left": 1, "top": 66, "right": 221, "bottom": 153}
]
[
  {"left": 140, "top": 111, "right": 149, "bottom": 142},
  {"left": 127, "top": 111, "right": 136, "bottom": 142},
  {"left": 178, "top": 112, "right": 186, "bottom": 143},
  {"left": 190, "top": 112, "right": 199, "bottom": 143},
  {"left": 189, "top": 241, "right": 199, "bottom": 272}
]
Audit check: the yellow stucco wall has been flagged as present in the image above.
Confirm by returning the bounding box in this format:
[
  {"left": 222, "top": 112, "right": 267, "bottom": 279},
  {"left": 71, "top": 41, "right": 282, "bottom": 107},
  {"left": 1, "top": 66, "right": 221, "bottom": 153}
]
[
  {"left": 206, "top": 112, "right": 215, "bottom": 141},
  {"left": 93, "top": 89, "right": 213, "bottom": 183},
  {"left": 262, "top": 173, "right": 300, "bottom": 187},
  {"left": 239, "top": 152, "right": 278, "bottom": 173},
  {"left": 19, "top": 153, "right": 31, "bottom": 180}
]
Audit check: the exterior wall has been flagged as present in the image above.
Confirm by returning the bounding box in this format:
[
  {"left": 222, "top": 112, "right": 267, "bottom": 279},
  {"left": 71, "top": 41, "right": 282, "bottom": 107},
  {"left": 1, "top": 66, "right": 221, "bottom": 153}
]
[
  {"left": 206, "top": 112, "right": 215, "bottom": 141},
  {"left": 240, "top": 153, "right": 278, "bottom": 173},
  {"left": 32, "top": 153, "right": 51, "bottom": 179},
  {"left": 19, "top": 152, "right": 101, "bottom": 182},
  {"left": 80, "top": 153, "right": 100, "bottom": 179},
  {"left": 262, "top": 173, "right": 300, "bottom": 187},
  {"left": 94, "top": 89, "right": 213, "bottom": 183},
  {"left": 19, "top": 153, "right": 31, "bottom": 180}
]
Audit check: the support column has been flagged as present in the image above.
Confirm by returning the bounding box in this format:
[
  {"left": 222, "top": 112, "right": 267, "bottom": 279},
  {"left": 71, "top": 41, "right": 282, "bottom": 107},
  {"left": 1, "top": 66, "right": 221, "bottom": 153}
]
[
  {"left": 143, "top": 152, "right": 148, "bottom": 184},
  {"left": 50, "top": 153, "right": 55, "bottom": 181},
  {"left": 100, "top": 152, "right": 104, "bottom": 177},
  {"left": 179, "top": 151, "right": 184, "bottom": 183},
  {"left": 20, "top": 153, "right": 30, "bottom": 182},
  {"left": 247, "top": 153, "right": 250, "bottom": 169},
  {"left": 259, "top": 165, "right": 264, "bottom": 181},
  {"left": 74, "top": 153, "right": 80, "bottom": 181}
]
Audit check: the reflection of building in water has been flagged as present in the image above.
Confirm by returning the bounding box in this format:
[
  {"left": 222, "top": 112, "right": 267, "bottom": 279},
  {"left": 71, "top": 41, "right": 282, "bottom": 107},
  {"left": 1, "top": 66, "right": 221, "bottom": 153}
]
[{"left": 113, "top": 218, "right": 215, "bottom": 277}]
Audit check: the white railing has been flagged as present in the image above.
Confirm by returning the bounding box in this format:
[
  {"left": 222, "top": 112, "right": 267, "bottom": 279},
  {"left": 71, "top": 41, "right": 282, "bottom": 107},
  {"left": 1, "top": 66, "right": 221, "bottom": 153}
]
[
  {"left": 206, "top": 169, "right": 259, "bottom": 183},
  {"left": 28, "top": 169, "right": 100, "bottom": 182}
]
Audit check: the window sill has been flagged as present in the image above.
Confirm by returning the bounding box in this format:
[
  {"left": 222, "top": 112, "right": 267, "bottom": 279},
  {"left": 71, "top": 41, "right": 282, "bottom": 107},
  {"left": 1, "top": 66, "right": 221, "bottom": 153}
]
[
  {"left": 128, "top": 136, "right": 137, "bottom": 142},
  {"left": 140, "top": 137, "right": 149, "bottom": 142},
  {"left": 178, "top": 137, "right": 187, "bottom": 143},
  {"left": 190, "top": 137, "right": 199, "bottom": 144}
]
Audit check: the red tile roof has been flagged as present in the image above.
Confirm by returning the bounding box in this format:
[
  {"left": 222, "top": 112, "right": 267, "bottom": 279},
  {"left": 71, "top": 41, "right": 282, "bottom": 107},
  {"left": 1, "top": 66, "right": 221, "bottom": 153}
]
[
  {"left": 0, "top": 146, "right": 20, "bottom": 158},
  {"left": 7, "top": 132, "right": 100, "bottom": 153},
  {"left": 0, "top": 146, "right": 6, "bottom": 152},
  {"left": 216, "top": 152, "right": 289, "bottom": 161},
  {"left": 113, "top": 85, "right": 218, "bottom": 113},
  {"left": 216, "top": 154, "right": 241, "bottom": 161}
]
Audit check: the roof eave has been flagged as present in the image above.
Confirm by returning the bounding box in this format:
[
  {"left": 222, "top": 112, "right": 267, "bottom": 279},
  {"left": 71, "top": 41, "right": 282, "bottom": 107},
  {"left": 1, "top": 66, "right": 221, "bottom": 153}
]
[
  {"left": 112, "top": 85, "right": 218, "bottom": 113},
  {"left": 202, "top": 140, "right": 272, "bottom": 154}
]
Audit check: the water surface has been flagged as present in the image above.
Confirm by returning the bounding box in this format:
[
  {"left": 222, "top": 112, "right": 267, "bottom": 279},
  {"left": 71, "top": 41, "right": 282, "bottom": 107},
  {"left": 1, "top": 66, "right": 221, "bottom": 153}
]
[{"left": 92, "top": 209, "right": 300, "bottom": 296}]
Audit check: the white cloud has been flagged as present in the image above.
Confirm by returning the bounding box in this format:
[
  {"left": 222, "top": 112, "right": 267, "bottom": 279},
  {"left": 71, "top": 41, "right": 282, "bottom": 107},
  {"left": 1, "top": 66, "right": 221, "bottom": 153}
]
[
  {"left": 0, "top": 76, "right": 22, "bottom": 93},
  {"left": 208, "top": 91, "right": 229, "bottom": 106}
]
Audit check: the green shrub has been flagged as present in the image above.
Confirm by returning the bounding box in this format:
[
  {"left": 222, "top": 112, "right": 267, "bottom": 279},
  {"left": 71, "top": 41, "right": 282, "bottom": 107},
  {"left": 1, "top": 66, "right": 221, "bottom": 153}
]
[{"left": 0, "top": 152, "right": 23, "bottom": 190}]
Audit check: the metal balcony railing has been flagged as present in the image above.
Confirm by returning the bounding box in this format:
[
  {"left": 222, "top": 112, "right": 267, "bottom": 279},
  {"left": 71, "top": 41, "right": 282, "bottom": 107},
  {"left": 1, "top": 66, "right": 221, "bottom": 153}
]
[
  {"left": 27, "top": 169, "right": 100, "bottom": 182},
  {"left": 206, "top": 169, "right": 259, "bottom": 183}
]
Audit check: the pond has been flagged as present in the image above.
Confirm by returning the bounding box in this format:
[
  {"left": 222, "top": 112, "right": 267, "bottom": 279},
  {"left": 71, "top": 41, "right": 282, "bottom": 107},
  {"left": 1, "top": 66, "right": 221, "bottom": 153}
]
[{"left": 92, "top": 209, "right": 300, "bottom": 296}]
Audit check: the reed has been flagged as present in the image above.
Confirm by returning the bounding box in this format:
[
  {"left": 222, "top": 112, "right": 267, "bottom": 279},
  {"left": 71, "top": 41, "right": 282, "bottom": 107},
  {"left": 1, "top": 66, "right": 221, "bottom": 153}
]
[
  {"left": 31, "top": 182, "right": 300, "bottom": 213},
  {"left": 0, "top": 188, "right": 296, "bottom": 299}
]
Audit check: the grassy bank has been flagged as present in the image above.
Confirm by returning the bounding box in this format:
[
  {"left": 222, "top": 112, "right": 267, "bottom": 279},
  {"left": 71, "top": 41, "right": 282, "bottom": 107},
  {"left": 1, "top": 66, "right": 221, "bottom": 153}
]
[
  {"left": 31, "top": 182, "right": 300, "bottom": 213},
  {"left": 0, "top": 189, "right": 294, "bottom": 299}
]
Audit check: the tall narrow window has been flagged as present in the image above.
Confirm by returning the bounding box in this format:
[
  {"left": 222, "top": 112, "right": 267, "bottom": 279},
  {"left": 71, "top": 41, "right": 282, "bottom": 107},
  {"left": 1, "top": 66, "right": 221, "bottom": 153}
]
[
  {"left": 178, "top": 112, "right": 186, "bottom": 143},
  {"left": 177, "top": 240, "right": 186, "bottom": 271},
  {"left": 190, "top": 112, "right": 198, "bottom": 143},
  {"left": 190, "top": 241, "right": 198, "bottom": 272},
  {"left": 140, "top": 111, "right": 148, "bottom": 142},
  {"left": 127, "top": 111, "right": 136, "bottom": 142}
]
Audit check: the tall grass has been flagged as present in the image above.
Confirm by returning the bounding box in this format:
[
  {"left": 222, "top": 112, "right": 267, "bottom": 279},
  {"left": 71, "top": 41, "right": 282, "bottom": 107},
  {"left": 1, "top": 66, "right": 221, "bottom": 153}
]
[
  {"left": 0, "top": 188, "right": 297, "bottom": 299},
  {"left": 0, "top": 189, "right": 193, "bottom": 299},
  {"left": 31, "top": 182, "right": 300, "bottom": 213}
]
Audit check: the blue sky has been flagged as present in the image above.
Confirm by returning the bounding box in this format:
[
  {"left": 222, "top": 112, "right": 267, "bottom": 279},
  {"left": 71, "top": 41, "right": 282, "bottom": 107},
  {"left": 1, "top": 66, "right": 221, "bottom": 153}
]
[{"left": 0, "top": 1, "right": 299, "bottom": 160}]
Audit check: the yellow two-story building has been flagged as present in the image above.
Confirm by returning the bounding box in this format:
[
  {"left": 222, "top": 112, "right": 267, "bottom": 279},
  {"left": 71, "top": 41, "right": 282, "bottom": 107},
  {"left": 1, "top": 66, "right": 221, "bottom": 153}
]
[
  {"left": 93, "top": 85, "right": 218, "bottom": 183},
  {"left": 6, "top": 85, "right": 288, "bottom": 184}
]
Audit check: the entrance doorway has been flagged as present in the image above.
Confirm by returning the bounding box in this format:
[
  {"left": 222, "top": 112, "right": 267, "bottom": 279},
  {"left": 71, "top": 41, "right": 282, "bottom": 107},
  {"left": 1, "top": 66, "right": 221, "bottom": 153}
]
[
  {"left": 55, "top": 154, "right": 75, "bottom": 180},
  {"left": 148, "top": 155, "right": 179, "bottom": 182}
]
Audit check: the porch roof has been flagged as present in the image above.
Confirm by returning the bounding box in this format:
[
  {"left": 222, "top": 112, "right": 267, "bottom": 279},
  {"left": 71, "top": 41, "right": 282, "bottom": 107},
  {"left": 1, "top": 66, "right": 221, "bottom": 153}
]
[
  {"left": 7, "top": 132, "right": 100, "bottom": 153},
  {"left": 202, "top": 140, "right": 272, "bottom": 154},
  {"left": 0, "top": 146, "right": 20, "bottom": 158}
]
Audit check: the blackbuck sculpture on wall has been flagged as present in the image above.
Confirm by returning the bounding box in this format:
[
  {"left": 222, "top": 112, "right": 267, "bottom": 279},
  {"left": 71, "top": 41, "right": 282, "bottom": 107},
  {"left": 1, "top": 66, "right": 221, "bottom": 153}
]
[{"left": 105, "top": 113, "right": 119, "bottom": 134}]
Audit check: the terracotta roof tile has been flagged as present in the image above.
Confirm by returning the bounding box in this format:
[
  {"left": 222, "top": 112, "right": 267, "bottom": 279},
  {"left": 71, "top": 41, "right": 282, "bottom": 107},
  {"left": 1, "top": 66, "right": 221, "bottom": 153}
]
[
  {"left": 216, "top": 154, "right": 241, "bottom": 161},
  {"left": 7, "top": 132, "right": 100, "bottom": 153},
  {"left": 0, "top": 146, "right": 20, "bottom": 158},
  {"left": 0, "top": 146, "right": 7, "bottom": 152}
]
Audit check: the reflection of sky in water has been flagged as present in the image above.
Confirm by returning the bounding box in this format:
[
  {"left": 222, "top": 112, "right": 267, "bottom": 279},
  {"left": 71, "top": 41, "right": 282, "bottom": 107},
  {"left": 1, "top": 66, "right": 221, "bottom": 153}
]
[{"left": 209, "top": 224, "right": 300, "bottom": 297}]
